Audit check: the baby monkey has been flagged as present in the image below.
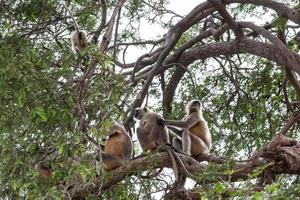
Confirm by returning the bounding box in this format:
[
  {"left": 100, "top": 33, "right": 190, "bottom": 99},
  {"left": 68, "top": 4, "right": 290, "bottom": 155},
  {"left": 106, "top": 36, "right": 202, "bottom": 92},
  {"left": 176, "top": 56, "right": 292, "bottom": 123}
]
[
  {"left": 102, "top": 121, "right": 133, "bottom": 171},
  {"left": 166, "top": 100, "right": 212, "bottom": 157}
]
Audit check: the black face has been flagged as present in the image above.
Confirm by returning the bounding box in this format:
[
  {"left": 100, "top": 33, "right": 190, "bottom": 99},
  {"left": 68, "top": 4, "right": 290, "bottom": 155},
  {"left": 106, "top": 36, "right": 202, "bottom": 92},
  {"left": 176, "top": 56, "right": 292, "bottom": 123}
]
[
  {"left": 134, "top": 108, "right": 142, "bottom": 118},
  {"left": 134, "top": 109, "right": 139, "bottom": 118},
  {"left": 109, "top": 131, "right": 120, "bottom": 138},
  {"left": 134, "top": 107, "right": 147, "bottom": 119},
  {"left": 192, "top": 100, "right": 201, "bottom": 108}
]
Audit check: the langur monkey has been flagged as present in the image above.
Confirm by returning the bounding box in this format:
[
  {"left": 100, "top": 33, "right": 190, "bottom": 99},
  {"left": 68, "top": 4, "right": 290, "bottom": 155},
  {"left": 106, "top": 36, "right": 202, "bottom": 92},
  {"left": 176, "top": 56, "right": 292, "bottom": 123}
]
[
  {"left": 134, "top": 107, "right": 193, "bottom": 181},
  {"left": 102, "top": 121, "right": 133, "bottom": 171},
  {"left": 35, "top": 163, "right": 52, "bottom": 183},
  {"left": 166, "top": 100, "right": 212, "bottom": 157},
  {"left": 63, "top": 3, "right": 87, "bottom": 53}
]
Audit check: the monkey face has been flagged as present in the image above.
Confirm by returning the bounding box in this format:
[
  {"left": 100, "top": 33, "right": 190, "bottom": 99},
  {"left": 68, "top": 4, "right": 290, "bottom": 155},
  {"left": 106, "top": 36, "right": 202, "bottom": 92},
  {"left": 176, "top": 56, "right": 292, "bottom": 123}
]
[
  {"left": 109, "top": 122, "right": 127, "bottom": 136},
  {"left": 186, "top": 99, "right": 202, "bottom": 114},
  {"left": 134, "top": 107, "right": 148, "bottom": 120},
  {"left": 191, "top": 100, "right": 202, "bottom": 108},
  {"left": 108, "top": 131, "right": 120, "bottom": 138}
]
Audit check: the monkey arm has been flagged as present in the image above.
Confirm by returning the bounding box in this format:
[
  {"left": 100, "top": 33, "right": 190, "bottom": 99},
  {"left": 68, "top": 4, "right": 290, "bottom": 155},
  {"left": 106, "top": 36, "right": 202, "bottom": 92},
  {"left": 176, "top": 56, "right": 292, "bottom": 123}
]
[
  {"left": 168, "top": 126, "right": 183, "bottom": 137},
  {"left": 165, "top": 119, "right": 188, "bottom": 128},
  {"left": 122, "top": 135, "right": 133, "bottom": 161}
]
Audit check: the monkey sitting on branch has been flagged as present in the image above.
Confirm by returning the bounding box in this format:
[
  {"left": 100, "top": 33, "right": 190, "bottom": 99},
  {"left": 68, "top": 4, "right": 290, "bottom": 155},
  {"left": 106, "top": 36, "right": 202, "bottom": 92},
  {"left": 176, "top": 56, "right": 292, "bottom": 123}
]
[
  {"left": 101, "top": 122, "right": 133, "bottom": 171},
  {"left": 63, "top": 3, "right": 87, "bottom": 53},
  {"left": 35, "top": 163, "right": 52, "bottom": 183},
  {"left": 134, "top": 107, "right": 193, "bottom": 182},
  {"left": 166, "top": 100, "right": 212, "bottom": 157}
]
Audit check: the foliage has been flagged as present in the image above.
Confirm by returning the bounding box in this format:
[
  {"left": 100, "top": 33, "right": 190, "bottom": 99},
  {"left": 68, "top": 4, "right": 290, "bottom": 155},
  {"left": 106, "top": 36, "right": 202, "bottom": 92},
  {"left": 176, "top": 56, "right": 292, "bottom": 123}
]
[{"left": 0, "top": 0, "right": 300, "bottom": 199}]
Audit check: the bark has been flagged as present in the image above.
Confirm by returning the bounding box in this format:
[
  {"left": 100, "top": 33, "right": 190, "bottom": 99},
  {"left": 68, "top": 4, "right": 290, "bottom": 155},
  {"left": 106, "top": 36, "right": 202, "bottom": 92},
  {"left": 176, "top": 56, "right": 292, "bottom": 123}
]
[{"left": 67, "top": 135, "right": 300, "bottom": 199}]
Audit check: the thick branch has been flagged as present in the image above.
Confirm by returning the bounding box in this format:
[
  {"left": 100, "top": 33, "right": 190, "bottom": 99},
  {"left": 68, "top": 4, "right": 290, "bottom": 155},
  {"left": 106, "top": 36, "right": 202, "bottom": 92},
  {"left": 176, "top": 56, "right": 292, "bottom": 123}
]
[
  {"left": 68, "top": 134, "right": 300, "bottom": 199},
  {"left": 224, "top": 0, "right": 300, "bottom": 25},
  {"left": 156, "top": 39, "right": 300, "bottom": 76},
  {"left": 68, "top": 152, "right": 205, "bottom": 200},
  {"left": 208, "top": 0, "right": 243, "bottom": 37},
  {"left": 124, "top": 4, "right": 214, "bottom": 128},
  {"left": 277, "top": 111, "right": 300, "bottom": 135}
]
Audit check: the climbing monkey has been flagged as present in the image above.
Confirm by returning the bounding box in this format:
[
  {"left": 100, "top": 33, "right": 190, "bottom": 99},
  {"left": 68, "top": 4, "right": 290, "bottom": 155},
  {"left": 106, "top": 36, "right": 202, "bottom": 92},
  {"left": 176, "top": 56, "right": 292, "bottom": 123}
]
[
  {"left": 166, "top": 100, "right": 212, "bottom": 157},
  {"left": 102, "top": 121, "right": 133, "bottom": 171},
  {"left": 134, "top": 107, "right": 193, "bottom": 181},
  {"left": 63, "top": 2, "right": 87, "bottom": 53}
]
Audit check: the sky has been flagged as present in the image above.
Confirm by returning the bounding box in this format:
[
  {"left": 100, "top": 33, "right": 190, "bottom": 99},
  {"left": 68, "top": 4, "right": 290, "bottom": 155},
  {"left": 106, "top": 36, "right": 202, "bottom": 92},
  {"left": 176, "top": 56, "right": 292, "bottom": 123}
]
[{"left": 123, "top": 0, "right": 202, "bottom": 63}]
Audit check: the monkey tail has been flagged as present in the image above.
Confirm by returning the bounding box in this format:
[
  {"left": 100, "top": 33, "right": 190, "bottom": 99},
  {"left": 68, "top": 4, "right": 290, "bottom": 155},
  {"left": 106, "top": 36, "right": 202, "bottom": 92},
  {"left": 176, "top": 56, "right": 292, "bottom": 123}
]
[
  {"left": 62, "top": 2, "right": 80, "bottom": 33},
  {"left": 165, "top": 148, "right": 179, "bottom": 181},
  {"left": 167, "top": 146, "right": 195, "bottom": 179}
]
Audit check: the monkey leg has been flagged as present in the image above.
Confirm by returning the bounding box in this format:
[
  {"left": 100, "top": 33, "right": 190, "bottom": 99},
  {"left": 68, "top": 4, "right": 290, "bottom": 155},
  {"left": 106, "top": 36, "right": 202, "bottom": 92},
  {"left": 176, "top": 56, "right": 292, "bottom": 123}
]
[
  {"left": 190, "top": 134, "right": 209, "bottom": 156},
  {"left": 173, "top": 175, "right": 187, "bottom": 189},
  {"left": 168, "top": 126, "right": 184, "bottom": 137},
  {"left": 182, "top": 130, "right": 191, "bottom": 156},
  {"left": 101, "top": 152, "right": 124, "bottom": 171},
  {"left": 172, "top": 137, "right": 182, "bottom": 152},
  {"left": 121, "top": 135, "right": 133, "bottom": 161},
  {"left": 172, "top": 137, "right": 191, "bottom": 156}
]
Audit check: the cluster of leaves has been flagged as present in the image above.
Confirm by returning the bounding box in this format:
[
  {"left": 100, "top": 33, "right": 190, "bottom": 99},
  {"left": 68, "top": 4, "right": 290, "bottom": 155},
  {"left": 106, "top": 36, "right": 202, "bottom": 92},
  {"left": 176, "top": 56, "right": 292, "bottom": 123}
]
[
  {"left": 0, "top": 1, "right": 130, "bottom": 198},
  {"left": 1, "top": 0, "right": 300, "bottom": 199}
]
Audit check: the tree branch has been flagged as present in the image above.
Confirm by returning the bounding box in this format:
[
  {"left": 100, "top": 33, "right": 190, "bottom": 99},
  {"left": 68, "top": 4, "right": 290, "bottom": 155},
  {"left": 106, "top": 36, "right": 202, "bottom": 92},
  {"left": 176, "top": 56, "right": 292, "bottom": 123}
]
[
  {"left": 68, "top": 135, "right": 300, "bottom": 199},
  {"left": 208, "top": 0, "right": 243, "bottom": 38},
  {"left": 92, "top": 0, "right": 107, "bottom": 44}
]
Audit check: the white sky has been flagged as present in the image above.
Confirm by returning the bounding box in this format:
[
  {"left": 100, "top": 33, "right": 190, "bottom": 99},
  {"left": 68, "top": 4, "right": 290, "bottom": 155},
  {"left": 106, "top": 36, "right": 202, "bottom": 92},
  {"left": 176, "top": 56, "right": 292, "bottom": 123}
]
[
  {"left": 123, "top": 1, "right": 202, "bottom": 63},
  {"left": 122, "top": 0, "right": 273, "bottom": 64}
]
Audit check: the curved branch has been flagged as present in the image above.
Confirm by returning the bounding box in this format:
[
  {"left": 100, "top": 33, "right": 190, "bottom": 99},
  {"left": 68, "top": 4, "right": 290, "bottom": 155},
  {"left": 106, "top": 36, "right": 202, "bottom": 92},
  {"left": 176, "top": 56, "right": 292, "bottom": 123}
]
[
  {"left": 163, "top": 66, "right": 186, "bottom": 115},
  {"left": 124, "top": 4, "right": 214, "bottom": 128},
  {"left": 224, "top": 0, "right": 300, "bottom": 25},
  {"left": 154, "top": 38, "right": 300, "bottom": 76},
  {"left": 68, "top": 152, "right": 205, "bottom": 200},
  {"left": 92, "top": 0, "right": 107, "bottom": 44},
  {"left": 68, "top": 134, "right": 300, "bottom": 199},
  {"left": 208, "top": 0, "right": 243, "bottom": 37}
]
